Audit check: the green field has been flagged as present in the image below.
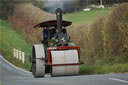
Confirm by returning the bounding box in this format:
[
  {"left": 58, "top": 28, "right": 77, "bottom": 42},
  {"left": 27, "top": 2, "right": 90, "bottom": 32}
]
[
  {"left": 0, "top": 20, "right": 32, "bottom": 70},
  {"left": 64, "top": 8, "right": 113, "bottom": 24}
]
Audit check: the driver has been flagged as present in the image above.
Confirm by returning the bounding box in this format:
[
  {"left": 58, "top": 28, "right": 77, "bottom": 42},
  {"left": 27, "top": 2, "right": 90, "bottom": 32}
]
[{"left": 42, "top": 27, "right": 48, "bottom": 45}]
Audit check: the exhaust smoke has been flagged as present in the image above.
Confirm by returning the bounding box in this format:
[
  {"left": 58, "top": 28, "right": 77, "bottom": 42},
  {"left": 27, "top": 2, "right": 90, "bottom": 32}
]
[{"left": 41, "top": 0, "right": 82, "bottom": 13}]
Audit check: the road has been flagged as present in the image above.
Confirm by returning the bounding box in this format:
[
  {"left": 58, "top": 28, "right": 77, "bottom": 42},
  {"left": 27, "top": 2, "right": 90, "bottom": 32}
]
[{"left": 0, "top": 55, "right": 128, "bottom": 85}]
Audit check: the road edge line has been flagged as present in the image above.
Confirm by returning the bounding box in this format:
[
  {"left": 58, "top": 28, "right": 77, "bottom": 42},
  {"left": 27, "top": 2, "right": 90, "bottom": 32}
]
[
  {"left": 0, "top": 55, "right": 31, "bottom": 74},
  {"left": 109, "top": 78, "right": 128, "bottom": 84}
]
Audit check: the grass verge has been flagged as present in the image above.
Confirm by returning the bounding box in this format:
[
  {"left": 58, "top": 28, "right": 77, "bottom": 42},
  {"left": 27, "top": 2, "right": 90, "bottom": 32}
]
[
  {"left": 80, "top": 63, "right": 128, "bottom": 74},
  {"left": 0, "top": 20, "right": 32, "bottom": 70}
]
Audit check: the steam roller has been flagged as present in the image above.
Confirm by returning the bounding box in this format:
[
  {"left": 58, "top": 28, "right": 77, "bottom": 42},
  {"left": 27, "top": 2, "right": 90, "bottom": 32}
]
[{"left": 30, "top": 8, "right": 82, "bottom": 78}]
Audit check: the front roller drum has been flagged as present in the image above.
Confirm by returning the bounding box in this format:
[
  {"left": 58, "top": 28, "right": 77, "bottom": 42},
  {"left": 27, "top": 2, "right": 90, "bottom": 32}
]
[
  {"left": 50, "top": 49, "right": 79, "bottom": 76},
  {"left": 51, "top": 65, "right": 79, "bottom": 76}
]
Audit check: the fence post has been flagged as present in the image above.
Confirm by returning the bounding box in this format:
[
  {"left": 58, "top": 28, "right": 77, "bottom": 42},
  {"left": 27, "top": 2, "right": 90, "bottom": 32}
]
[
  {"left": 16, "top": 49, "right": 19, "bottom": 59},
  {"left": 13, "top": 49, "right": 25, "bottom": 64},
  {"left": 19, "top": 50, "right": 22, "bottom": 61},
  {"left": 13, "top": 48, "right": 16, "bottom": 58},
  {"left": 22, "top": 52, "right": 25, "bottom": 63}
]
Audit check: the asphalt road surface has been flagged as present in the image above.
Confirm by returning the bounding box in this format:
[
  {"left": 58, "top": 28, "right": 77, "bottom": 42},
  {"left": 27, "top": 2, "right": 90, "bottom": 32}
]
[{"left": 0, "top": 55, "right": 128, "bottom": 85}]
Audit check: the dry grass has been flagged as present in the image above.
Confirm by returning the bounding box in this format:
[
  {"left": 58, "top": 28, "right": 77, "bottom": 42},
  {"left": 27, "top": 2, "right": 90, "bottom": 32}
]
[
  {"left": 68, "top": 3, "right": 128, "bottom": 64},
  {"left": 103, "top": 3, "right": 128, "bottom": 59},
  {"left": 69, "top": 4, "right": 128, "bottom": 74},
  {"left": 8, "top": 3, "right": 55, "bottom": 44}
]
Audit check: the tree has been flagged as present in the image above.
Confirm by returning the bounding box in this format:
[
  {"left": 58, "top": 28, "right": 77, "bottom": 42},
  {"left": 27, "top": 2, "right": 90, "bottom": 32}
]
[
  {"left": 0, "top": 0, "right": 15, "bottom": 20},
  {"left": 103, "top": 0, "right": 128, "bottom": 5},
  {"left": 0, "top": 0, "right": 34, "bottom": 20},
  {"left": 31, "top": 0, "right": 44, "bottom": 8}
]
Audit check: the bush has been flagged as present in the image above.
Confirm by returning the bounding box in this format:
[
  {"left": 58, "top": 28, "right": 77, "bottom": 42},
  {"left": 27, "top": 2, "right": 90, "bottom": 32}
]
[{"left": 103, "top": 3, "right": 128, "bottom": 60}]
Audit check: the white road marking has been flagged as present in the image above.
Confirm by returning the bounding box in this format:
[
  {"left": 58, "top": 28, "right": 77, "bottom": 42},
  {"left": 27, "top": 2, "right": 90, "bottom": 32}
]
[
  {"left": 0, "top": 55, "right": 31, "bottom": 73},
  {"left": 109, "top": 78, "right": 128, "bottom": 84}
]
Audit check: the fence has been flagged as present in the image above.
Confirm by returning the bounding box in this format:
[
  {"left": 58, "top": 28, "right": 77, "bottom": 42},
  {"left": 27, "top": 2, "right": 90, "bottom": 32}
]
[{"left": 13, "top": 48, "right": 25, "bottom": 63}]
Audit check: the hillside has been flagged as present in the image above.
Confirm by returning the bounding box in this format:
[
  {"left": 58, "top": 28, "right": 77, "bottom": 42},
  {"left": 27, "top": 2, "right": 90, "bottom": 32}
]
[
  {"left": 8, "top": 3, "right": 56, "bottom": 44},
  {"left": 0, "top": 20, "right": 31, "bottom": 69}
]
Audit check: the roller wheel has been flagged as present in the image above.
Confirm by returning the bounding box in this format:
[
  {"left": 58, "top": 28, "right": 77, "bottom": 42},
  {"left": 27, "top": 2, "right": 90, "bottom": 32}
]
[
  {"left": 32, "top": 63, "right": 37, "bottom": 78},
  {"left": 32, "top": 44, "right": 45, "bottom": 78}
]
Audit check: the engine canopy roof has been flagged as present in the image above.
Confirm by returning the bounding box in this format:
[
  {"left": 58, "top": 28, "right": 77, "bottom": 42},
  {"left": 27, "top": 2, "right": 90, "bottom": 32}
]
[{"left": 34, "top": 20, "right": 72, "bottom": 28}]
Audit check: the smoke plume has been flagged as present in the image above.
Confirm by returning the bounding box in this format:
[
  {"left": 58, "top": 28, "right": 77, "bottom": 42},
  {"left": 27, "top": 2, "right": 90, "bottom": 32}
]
[{"left": 41, "top": 0, "right": 79, "bottom": 13}]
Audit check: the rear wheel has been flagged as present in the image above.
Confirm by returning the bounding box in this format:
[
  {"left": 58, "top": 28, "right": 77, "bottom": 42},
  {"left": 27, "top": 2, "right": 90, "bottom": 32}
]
[
  {"left": 32, "top": 44, "right": 46, "bottom": 78},
  {"left": 32, "top": 63, "right": 37, "bottom": 77}
]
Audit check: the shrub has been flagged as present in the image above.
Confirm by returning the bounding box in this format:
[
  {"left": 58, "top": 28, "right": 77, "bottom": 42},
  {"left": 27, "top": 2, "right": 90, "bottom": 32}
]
[{"left": 103, "top": 3, "right": 128, "bottom": 63}]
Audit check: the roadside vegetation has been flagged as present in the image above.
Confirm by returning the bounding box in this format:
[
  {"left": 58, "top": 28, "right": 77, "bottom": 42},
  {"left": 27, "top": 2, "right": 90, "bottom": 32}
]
[
  {"left": 68, "top": 3, "right": 128, "bottom": 74},
  {"left": 8, "top": 3, "right": 55, "bottom": 44},
  {"left": 0, "top": 20, "right": 32, "bottom": 70},
  {"left": 80, "top": 63, "right": 128, "bottom": 74},
  {"left": 0, "top": 3, "right": 55, "bottom": 71}
]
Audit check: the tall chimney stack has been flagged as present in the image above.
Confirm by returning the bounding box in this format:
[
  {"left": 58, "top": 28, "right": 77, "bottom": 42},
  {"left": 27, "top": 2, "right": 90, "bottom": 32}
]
[{"left": 56, "top": 8, "right": 63, "bottom": 45}]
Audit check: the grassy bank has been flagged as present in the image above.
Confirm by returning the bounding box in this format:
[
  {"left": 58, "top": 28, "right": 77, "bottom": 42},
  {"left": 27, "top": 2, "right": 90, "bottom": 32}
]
[
  {"left": 80, "top": 63, "right": 128, "bottom": 74},
  {"left": 0, "top": 20, "right": 32, "bottom": 70},
  {"left": 64, "top": 7, "right": 112, "bottom": 24}
]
